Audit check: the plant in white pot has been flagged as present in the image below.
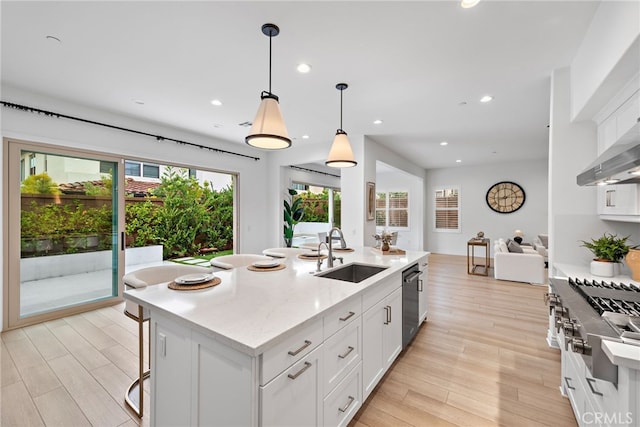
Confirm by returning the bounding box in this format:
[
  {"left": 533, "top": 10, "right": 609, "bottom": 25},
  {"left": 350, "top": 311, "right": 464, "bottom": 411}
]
[{"left": 580, "top": 233, "right": 630, "bottom": 277}]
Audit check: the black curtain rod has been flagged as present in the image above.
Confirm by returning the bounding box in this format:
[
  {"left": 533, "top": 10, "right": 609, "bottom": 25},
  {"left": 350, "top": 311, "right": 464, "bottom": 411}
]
[
  {"left": 289, "top": 164, "right": 340, "bottom": 178},
  {"left": 1, "top": 101, "right": 260, "bottom": 162}
]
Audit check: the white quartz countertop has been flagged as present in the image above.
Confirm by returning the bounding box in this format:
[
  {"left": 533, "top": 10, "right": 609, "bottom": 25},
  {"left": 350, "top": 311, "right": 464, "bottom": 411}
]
[
  {"left": 602, "top": 340, "right": 640, "bottom": 371},
  {"left": 124, "top": 247, "right": 428, "bottom": 356},
  {"left": 554, "top": 263, "right": 640, "bottom": 288}
]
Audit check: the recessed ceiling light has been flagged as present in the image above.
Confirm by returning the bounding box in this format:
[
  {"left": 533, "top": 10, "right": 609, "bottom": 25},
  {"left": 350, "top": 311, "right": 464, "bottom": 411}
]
[
  {"left": 480, "top": 95, "right": 493, "bottom": 103},
  {"left": 46, "top": 35, "right": 61, "bottom": 43},
  {"left": 302, "top": 135, "right": 310, "bottom": 139},
  {"left": 134, "top": 100, "right": 145, "bottom": 105},
  {"left": 456, "top": 159, "right": 462, "bottom": 163},
  {"left": 297, "top": 63, "right": 312, "bottom": 73},
  {"left": 373, "top": 119, "right": 383, "bottom": 125},
  {"left": 458, "top": 101, "right": 468, "bottom": 106},
  {"left": 604, "top": 178, "right": 620, "bottom": 184},
  {"left": 460, "top": 0, "right": 480, "bottom": 8},
  {"left": 440, "top": 141, "right": 448, "bottom": 146},
  {"left": 213, "top": 123, "right": 223, "bottom": 128},
  {"left": 211, "top": 99, "right": 222, "bottom": 106}
]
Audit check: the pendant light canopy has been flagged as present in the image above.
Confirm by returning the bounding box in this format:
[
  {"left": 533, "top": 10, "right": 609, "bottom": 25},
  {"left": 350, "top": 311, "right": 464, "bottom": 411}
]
[
  {"left": 326, "top": 83, "right": 357, "bottom": 168},
  {"left": 246, "top": 23, "right": 291, "bottom": 150}
]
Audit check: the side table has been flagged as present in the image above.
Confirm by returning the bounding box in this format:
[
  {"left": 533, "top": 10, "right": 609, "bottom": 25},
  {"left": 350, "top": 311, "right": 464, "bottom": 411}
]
[{"left": 467, "top": 238, "right": 490, "bottom": 276}]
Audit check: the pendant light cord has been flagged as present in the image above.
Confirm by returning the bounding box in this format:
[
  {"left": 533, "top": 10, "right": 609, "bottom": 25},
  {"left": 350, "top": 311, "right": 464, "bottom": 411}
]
[
  {"left": 339, "top": 88, "right": 343, "bottom": 130},
  {"left": 268, "top": 32, "right": 272, "bottom": 95}
]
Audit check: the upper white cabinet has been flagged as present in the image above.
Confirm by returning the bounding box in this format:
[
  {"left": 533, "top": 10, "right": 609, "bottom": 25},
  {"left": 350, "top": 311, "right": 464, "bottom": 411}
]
[{"left": 596, "top": 88, "right": 640, "bottom": 220}]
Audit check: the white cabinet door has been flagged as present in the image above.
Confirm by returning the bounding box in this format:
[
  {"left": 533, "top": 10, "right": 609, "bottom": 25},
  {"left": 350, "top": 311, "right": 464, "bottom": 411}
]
[
  {"left": 193, "top": 331, "right": 256, "bottom": 427},
  {"left": 418, "top": 256, "right": 429, "bottom": 324},
  {"left": 382, "top": 287, "right": 403, "bottom": 367},
  {"left": 260, "top": 345, "right": 323, "bottom": 427},
  {"left": 616, "top": 90, "right": 639, "bottom": 139},
  {"left": 152, "top": 317, "right": 192, "bottom": 427},
  {"left": 362, "top": 286, "right": 403, "bottom": 400},
  {"left": 362, "top": 298, "right": 385, "bottom": 400},
  {"left": 598, "top": 114, "right": 618, "bottom": 154}
]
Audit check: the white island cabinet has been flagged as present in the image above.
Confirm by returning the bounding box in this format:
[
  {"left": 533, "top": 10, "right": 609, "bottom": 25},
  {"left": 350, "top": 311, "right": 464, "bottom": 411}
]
[
  {"left": 418, "top": 255, "right": 429, "bottom": 324},
  {"left": 125, "top": 247, "right": 429, "bottom": 426}
]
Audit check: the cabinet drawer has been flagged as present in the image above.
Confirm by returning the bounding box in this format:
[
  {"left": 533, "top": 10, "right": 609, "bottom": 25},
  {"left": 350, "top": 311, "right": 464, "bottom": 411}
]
[
  {"left": 323, "top": 362, "right": 362, "bottom": 427},
  {"left": 324, "top": 296, "right": 361, "bottom": 339},
  {"left": 362, "top": 272, "right": 400, "bottom": 312},
  {"left": 323, "top": 317, "right": 361, "bottom": 395},
  {"left": 261, "top": 317, "right": 323, "bottom": 385},
  {"left": 260, "top": 346, "right": 323, "bottom": 427}
]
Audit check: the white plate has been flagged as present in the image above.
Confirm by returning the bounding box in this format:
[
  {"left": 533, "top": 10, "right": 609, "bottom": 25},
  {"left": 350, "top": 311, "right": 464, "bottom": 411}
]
[
  {"left": 252, "top": 259, "right": 281, "bottom": 268},
  {"left": 174, "top": 273, "right": 214, "bottom": 285}
]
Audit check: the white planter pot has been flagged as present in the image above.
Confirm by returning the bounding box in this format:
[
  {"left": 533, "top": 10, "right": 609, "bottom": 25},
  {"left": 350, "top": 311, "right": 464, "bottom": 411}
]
[{"left": 590, "top": 260, "right": 616, "bottom": 277}]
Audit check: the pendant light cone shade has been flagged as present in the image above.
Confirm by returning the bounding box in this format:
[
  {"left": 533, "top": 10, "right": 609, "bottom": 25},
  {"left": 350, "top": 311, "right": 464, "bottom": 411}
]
[
  {"left": 246, "top": 92, "right": 291, "bottom": 149},
  {"left": 326, "top": 83, "right": 357, "bottom": 168},
  {"left": 246, "top": 23, "right": 291, "bottom": 150},
  {"left": 326, "top": 130, "right": 357, "bottom": 167}
]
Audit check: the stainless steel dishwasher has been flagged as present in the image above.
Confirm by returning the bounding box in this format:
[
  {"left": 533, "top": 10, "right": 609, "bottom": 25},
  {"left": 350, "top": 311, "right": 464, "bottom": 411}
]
[{"left": 402, "top": 263, "right": 422, "bottom": 348}]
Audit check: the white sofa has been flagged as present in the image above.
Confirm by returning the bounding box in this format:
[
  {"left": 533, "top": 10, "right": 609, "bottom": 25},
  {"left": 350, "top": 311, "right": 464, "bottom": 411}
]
[
  {"left": 533, "top": 233, "right": 549, "bottom": 264},
  {"left": 493, "top": 238, "right": 546, "bottom": 284}
]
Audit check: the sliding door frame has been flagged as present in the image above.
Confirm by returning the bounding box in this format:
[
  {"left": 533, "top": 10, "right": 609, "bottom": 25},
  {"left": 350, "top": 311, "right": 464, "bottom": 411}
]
[{"left": 3, "top": 138, "right": 126, "bottom": 330}]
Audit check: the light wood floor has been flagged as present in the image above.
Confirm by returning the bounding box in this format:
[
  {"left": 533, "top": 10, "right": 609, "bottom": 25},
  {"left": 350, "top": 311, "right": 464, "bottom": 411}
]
[
  {"left": 1, "top": 254, "right": 576, "bottom": 426},
  {"left": 350, "top": 254, "right": 576, "bottom": 427}
]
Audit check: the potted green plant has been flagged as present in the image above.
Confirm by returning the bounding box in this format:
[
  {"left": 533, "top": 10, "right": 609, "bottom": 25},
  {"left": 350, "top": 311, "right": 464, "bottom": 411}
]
[
  {"left": 283, "top": 189, "right": 304, "bottom": 247},
  {"left": 580, "top": 233, "right": 630, "bottom": 277}
]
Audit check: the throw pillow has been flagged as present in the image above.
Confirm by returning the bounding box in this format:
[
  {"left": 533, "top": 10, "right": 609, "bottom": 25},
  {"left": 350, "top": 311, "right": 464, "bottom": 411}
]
[
  {"left": 499, "top": 241, "right": 509, "bottom": 253},
  {"left": 508, "top": 240, "right": 524, "bottom": 253},
  {"left": 538, "top": 234, "right": 548, "bottom": 248}
]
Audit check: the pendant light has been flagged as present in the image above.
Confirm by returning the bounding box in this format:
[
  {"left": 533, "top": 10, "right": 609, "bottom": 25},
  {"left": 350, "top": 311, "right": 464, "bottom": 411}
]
[
  {"left": 246, "top": 23, "right": 291, "bottom": 150},
  {"left": 326, "top": 83, "right": 357, "bottom": 168}
]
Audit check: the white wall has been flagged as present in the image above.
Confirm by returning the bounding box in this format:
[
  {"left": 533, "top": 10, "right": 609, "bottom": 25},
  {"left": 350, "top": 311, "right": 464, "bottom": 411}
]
[
  {"left": 549, "top": 68, "right": 604, "bottom": 271},
  {"left": 375, "top": 165, "right": 423, "bottom": 251},
  {"left": 425, "top": 159, "right": 548, "bottom": 256},
  {"left": 570, "top": 1, "right": 640, "bottom": 121}
]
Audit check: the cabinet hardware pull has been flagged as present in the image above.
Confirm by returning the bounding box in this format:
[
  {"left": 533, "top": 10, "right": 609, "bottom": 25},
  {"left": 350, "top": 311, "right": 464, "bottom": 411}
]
[
  {"left": 288, "top": 340, "right": 312, "bottom": 356},
  {"left": 418, "top": 279, "right": 423, "bottom": 292},
  {"left": 564, "top": 376, "right": 575, "bottom": 390},
  {"left": 338, "top": 396, "right": 355, "bottom": 413},
  {"left": 288, "top": 361, "right": 312, "bottom": 380},
  {"left": 586, "top": 377, "right": 603, "bottom": 396},
  {"left": 383, "top": 306, "right": 390, "bottom": 325},
  {"left": 339, "top": 311, "right": 355, "bottom": 322},
  {"left": 338, "top": 346, "right": 354, "bottom": 359},
  {"left": 388, "top": 305, "right": 392, "bottom": 323}
]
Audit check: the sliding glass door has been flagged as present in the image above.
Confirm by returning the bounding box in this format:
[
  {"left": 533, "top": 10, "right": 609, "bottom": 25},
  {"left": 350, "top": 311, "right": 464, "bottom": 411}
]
[{"left": 6, "top": 140, "right": 123, "bottom": 328}]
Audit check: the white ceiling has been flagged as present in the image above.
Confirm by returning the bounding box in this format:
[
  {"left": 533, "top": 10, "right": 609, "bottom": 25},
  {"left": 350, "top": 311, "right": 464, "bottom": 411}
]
[{"left": 1, "top": 1, "right": 600, "bottom": 169}]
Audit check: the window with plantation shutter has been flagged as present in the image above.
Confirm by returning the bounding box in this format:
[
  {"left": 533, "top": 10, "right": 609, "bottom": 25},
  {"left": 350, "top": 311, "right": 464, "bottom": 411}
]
[
  {"left": 376, "top": 191, "right": 409, "bottom": 229},
  {"left": 434, "top": 187, "right": 460, "bottom": 232}
]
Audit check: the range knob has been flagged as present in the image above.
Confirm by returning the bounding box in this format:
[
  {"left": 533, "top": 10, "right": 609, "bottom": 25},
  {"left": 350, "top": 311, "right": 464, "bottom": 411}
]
[
  {"left": 570, "top": 338, "right": 592, "bottom": 356},
  {"left": 562, "top": 319, "right": 580, "bottom": 337}
]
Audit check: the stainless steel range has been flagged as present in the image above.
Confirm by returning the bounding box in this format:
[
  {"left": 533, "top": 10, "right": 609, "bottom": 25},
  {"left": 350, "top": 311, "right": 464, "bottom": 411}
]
[{"left": 548, "top": 277, "right": 640, "bottom": 385}]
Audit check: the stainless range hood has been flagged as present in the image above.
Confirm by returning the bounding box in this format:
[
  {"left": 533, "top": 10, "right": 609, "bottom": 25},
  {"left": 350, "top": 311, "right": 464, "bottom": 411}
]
[{"left": 577, "top": 118, "right": 640, "bottom": 186}]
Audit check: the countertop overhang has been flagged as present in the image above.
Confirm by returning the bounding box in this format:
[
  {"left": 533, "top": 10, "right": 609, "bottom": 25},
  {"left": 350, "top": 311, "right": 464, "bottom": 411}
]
[{"left": 124, "top": 247, "right": 428, "bottom": 356}]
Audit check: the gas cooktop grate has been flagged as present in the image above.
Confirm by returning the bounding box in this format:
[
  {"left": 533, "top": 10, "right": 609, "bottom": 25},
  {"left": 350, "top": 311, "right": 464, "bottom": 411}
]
[{"left": 568, "top": 278, "right": 640, "bottom": 316}]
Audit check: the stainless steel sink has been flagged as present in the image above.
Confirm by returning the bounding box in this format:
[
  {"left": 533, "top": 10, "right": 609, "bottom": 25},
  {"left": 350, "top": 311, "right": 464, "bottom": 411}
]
[{"left": 316, "top": 263, "right": 387, "bottom": 283}]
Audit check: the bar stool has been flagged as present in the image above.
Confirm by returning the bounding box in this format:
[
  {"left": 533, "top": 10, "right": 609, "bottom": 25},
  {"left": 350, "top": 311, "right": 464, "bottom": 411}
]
[{"left": 122, "top": 264, "right": 214, "bottom": 417}]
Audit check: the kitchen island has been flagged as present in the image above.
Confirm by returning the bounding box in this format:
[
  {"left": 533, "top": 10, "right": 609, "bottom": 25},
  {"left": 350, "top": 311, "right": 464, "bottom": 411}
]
[{"left": 124, "top": 247, "right": 429, "bottom": 426}]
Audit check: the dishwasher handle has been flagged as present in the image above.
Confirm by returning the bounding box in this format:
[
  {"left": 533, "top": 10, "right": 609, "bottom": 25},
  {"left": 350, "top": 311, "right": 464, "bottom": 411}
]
[{"left": 403, "top": 270, "right": 423, "bottom": 283}]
